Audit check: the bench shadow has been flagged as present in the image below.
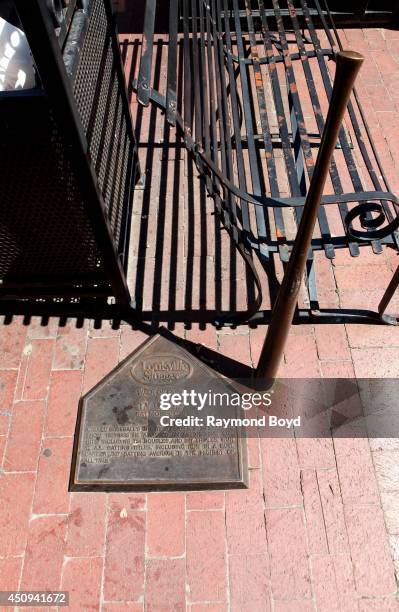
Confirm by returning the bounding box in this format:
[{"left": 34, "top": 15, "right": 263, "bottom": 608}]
[{"left": 126, "top": 35, "right": 262, "bottom": 332}]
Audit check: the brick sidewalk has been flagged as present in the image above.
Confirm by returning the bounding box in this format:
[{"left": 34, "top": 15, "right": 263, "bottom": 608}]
[{"left": 1, "top": 26, "right": 399, "bottom": 611}]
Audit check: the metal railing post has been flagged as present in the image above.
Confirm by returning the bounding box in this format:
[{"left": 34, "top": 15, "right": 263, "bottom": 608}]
[
  {"left": 378, "top": 265, "right": 399, "bottom": 323},
  {"left": 256, "top": 50, "right": 364, "bottom": 383}
]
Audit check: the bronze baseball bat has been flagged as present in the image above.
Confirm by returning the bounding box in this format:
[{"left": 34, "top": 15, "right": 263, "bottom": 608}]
[{"left": 256, "top": 50, "right": 364, "bottom": 383}]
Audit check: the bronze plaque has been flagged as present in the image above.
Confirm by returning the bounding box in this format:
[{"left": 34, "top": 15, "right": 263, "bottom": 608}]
[{"left": 70, "top": 334, "right": 248, "bottom": 491}]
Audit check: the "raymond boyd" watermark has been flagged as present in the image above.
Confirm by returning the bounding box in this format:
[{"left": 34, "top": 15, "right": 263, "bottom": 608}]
[
  {"left": 158, "top": 389, "right": 301, "bottom": 429},
  {"left": 159, "top": 414, "right": 301, "bottom": 429}
]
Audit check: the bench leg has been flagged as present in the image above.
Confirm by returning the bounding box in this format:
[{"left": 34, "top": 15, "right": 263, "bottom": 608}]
[
  {"left": 256, "top": 51, "right": 364, "bottom": 383},
  {"left": 378, "top": 265, "right": 399, "bottom": 324}
]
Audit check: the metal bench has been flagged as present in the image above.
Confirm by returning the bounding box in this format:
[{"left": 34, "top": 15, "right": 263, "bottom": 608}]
[{"left": 133, "top": 0, "right": 399, "bottom": 335}]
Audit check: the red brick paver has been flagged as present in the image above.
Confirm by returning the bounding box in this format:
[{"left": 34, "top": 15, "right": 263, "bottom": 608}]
[{"left": 0, "top": 23, "right": 399, "bottom": 612}]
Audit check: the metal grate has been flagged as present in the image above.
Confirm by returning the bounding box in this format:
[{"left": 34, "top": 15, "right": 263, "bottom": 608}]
[
  {"left": 0, "top": 99, "right": 105, "bottom": 282},
  {"left": 73, "top": 0, "right": 134, "bottom": 248},
  {"left": 0, "top": 0, "right": 136, "bottom": 298}
]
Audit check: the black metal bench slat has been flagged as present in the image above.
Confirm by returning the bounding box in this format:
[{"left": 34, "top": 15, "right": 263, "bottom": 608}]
[
  {"left": 182, "top": 0, "right": 192, "bottom": 146},
  {"left": 199, "top": 0, "right": 231, "bottom": 234},
  {"left": 210, "top": 0, "right": 237, "bottom": 238},
  {"left": 285, "top": 0, "right": 353, "bottom": 258},
  {"left": 317, "top": 0, "right": 399, "bottom": 253},
  {"left": 300, "top": 0, "right": 385, "bottom": 256},
  {"left": 231, "top": 0, "right": 270, "bottom": 260},
  {"left": 221, "top": 0, "right": 252, "bottom": 240},
  {"left": 134, "top": 0, "right": 399, "bottom": 324},
  {"left": 266, "top": 0, "right": 321, "bottom": 304},
  {"left": 267, "top": 0, "right": 335, "bottom": 262},
  {"left": 191, "top": 0, "right": 202, "bottom": 147},
  {"left": 166, "top": 0, "right": 179, "bottom": 125},
  {"left": 294, "top": 0, "right": 361, "bottom": 258},
  {"left": 137, "top": 0, "right": 156, "bottom": 106},
  {"left": 245, "top": 0, "right": 288, "bottom": 260},
  {"left": 215, "top": 0, "right": 244, "bottom": 247},
  {"left": 202, "top": 0, "right": 219, "bottom": 203},
  {"left": 202, "top": 0, "right": 228, "bottom": 238},
  {"left": 255, "top": 3, "right": 303, "bottom": 207},
  {"left": 226, "top": 48, "right": 334, "bottom": 65}
]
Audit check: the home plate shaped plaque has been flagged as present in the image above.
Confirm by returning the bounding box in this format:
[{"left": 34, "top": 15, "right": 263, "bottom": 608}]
[{"left": 70, "top": 334, "right": 248, "bottom": 491}]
